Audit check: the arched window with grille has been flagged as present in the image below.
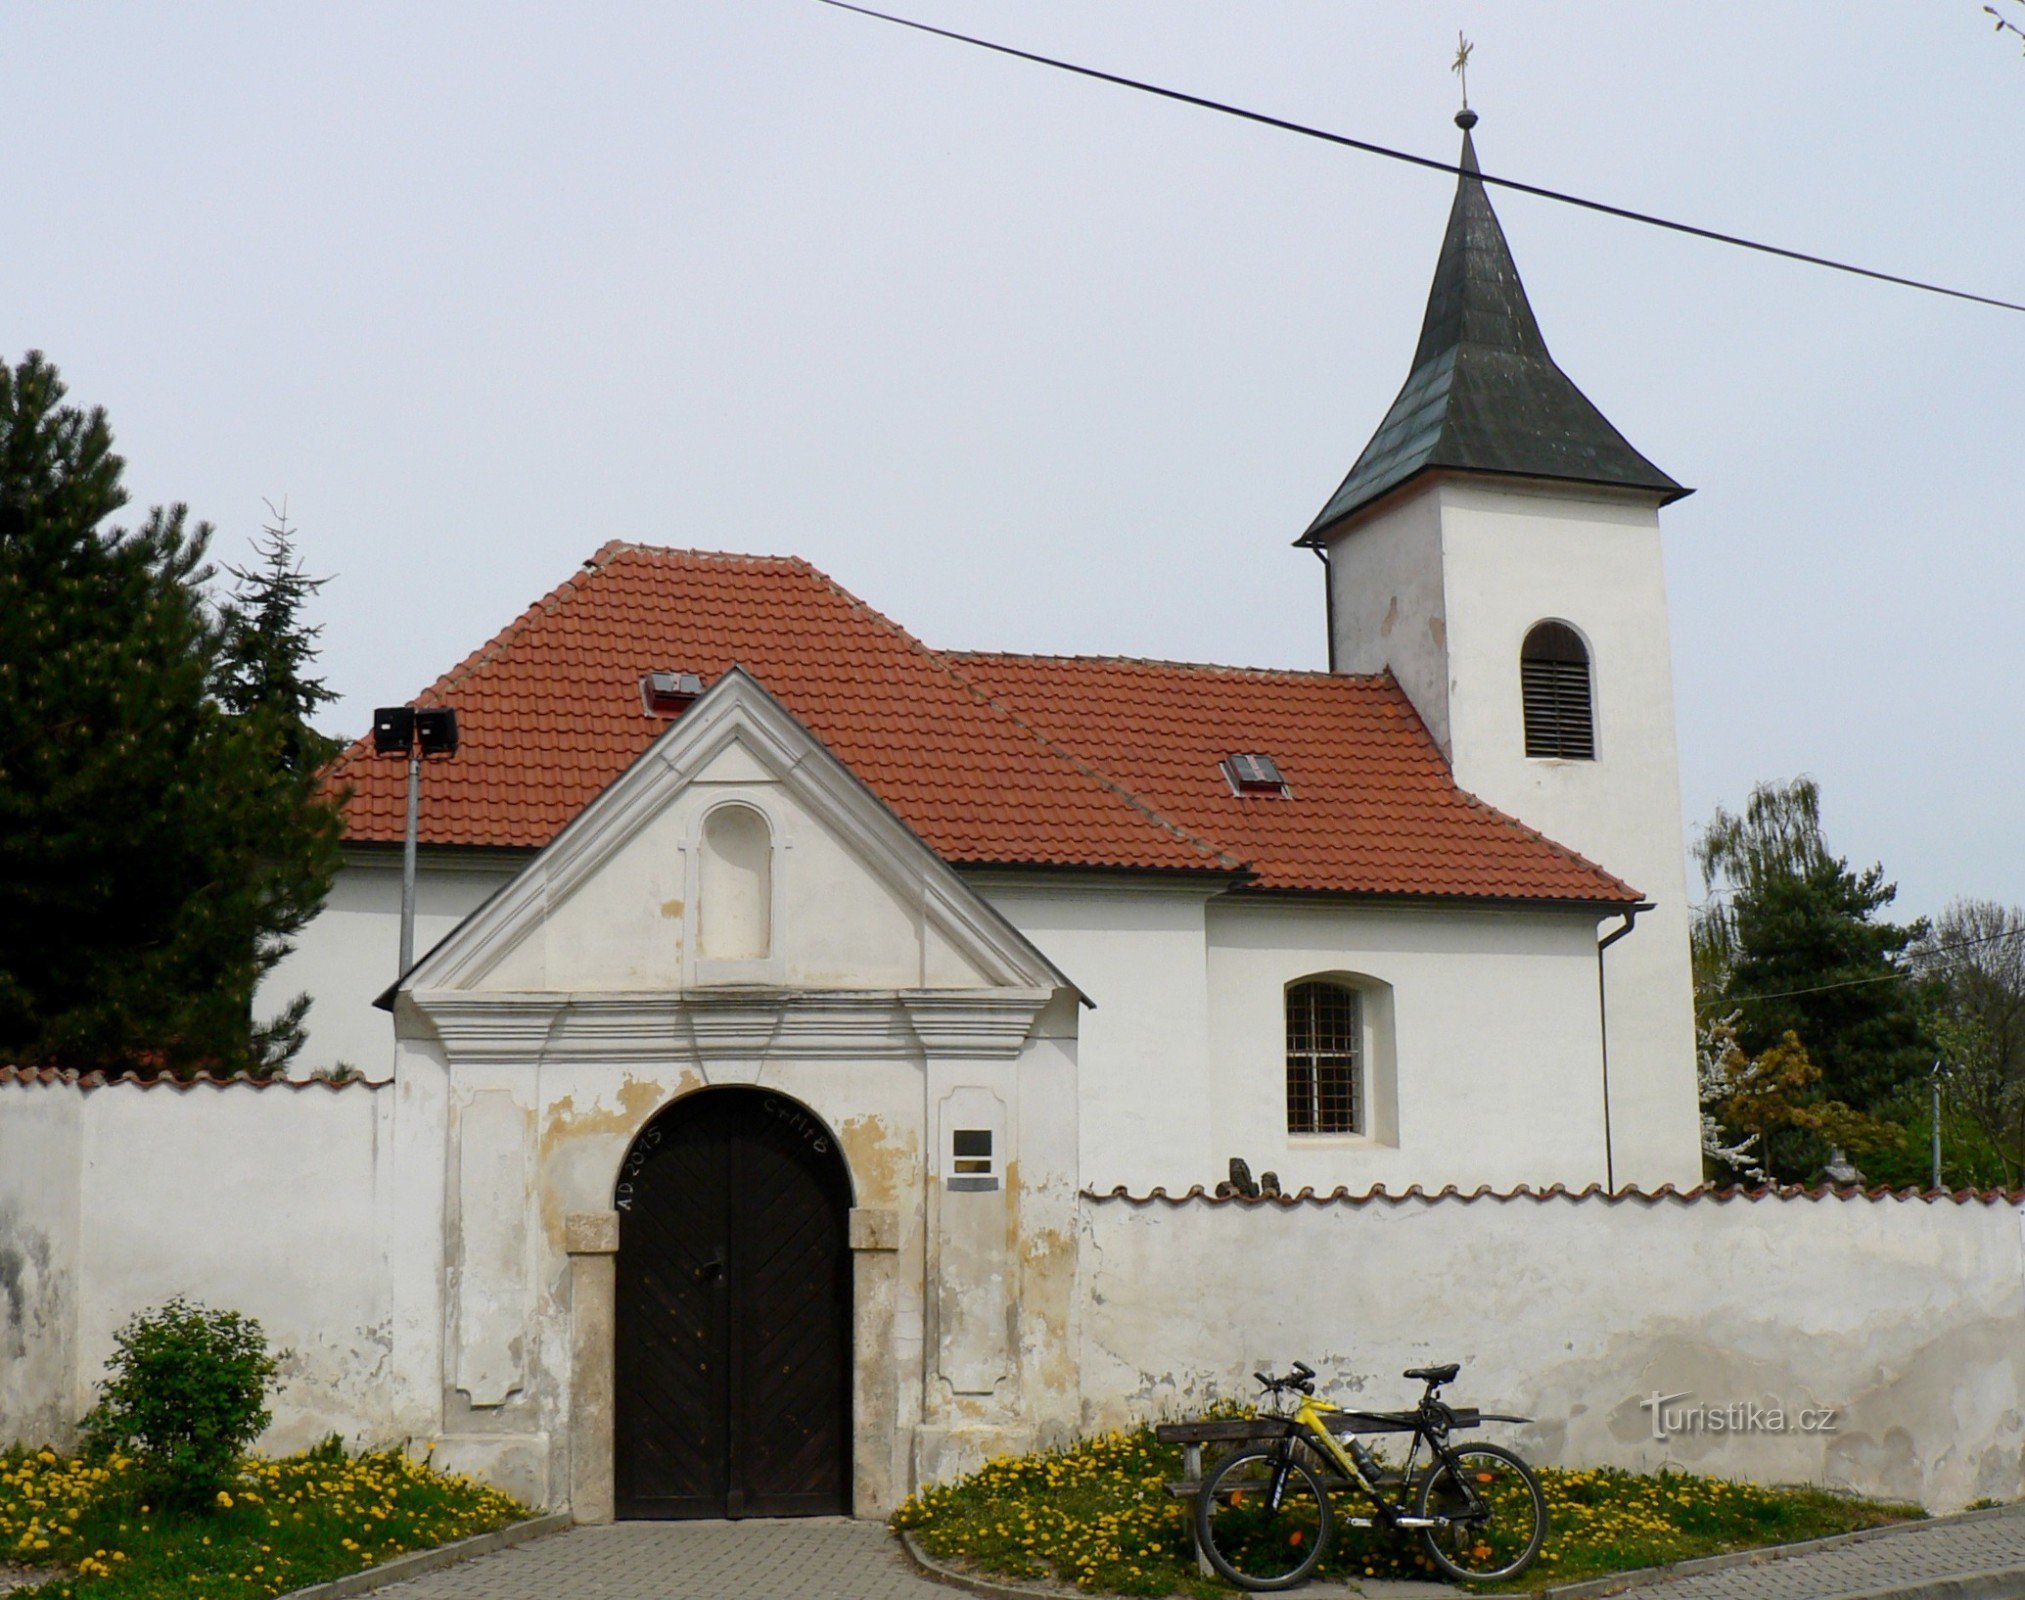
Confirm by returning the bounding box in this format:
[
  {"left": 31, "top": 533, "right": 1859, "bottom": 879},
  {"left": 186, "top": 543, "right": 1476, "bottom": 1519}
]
[
  {"left": 1520, "top": 621, "right": 1595, "bottom": 760},
  {"left": 1285, "top": 979, "right": 1362, "bottom": 1135}
]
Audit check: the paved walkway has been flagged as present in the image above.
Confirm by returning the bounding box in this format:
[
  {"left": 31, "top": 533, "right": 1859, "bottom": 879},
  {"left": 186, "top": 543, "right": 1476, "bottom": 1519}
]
[
  {"left": 361, "top": 1509, "right": 2025, "bottom": 1600},
  {"left": 1616, "top": 1506, "right": 2025, "bottom": 1600},
  {"left": 371, "top": 1521, "right": 945, "bottom": 1600},
  {"left": 364, "top": 1520, "right": 1455, "bottom": 1599}
]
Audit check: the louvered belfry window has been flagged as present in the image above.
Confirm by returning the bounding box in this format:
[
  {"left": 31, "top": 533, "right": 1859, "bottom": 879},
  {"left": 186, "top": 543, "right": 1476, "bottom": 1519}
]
[
  {"left": 1521, "top": 621, "right": 1595, "bottom": 760},
  {"left": 1286, "top": 980, "right": 1361, "bottom": 1135}
]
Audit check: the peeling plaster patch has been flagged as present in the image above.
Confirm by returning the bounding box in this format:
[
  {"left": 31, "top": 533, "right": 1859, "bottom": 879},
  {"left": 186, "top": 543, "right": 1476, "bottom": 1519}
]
[
  {"left": 1379, "top": 596, "right": 1399, "bottom": 637},
  {"left": 540, "top": 1075, "right": 699, "bottom": 1243},
  {"left": 0, "top": 1243, "right": 26, "bottom": 1357},
  {"left": 839, "top": 1115, "right": 918, "bottom": 1211},
  {"left": 660, "top": 900, "right": 684, "bottom": 920},
  {"left": 0, "top": 1205, "right": 57, "bottom": 1367}
]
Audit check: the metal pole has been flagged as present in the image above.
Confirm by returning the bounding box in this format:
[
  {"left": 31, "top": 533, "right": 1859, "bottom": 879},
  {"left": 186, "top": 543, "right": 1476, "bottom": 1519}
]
[
  {"left": 1931, "top": 1058, "right": 1943, "bottom": 1191},
  {"left": 399, "top": 750, "right": 421, "bottom": 978}
]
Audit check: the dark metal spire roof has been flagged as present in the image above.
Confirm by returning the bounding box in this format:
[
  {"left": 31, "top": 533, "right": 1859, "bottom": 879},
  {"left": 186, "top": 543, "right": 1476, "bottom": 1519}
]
[{"left": 1299, "top": 115, "right": 1688, "bottom": 545}]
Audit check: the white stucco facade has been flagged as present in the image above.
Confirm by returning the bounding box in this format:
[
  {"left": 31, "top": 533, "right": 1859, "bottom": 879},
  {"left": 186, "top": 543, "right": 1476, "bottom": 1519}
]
[
  {"left": 261, "top": 848, "right": 522, "bottom": 1075},
  {"left": 1324, "top": 474, "right": 1702, "bottom": 1188},
  {"left": 966, "top": 876, "right": 1614, "bottom": 1195}
]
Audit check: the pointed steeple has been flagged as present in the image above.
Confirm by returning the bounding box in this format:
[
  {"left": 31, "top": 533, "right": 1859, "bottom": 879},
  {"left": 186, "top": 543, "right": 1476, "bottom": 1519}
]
[{"left": 1299, "top": 114, "right": 1687, "bottom": 545}]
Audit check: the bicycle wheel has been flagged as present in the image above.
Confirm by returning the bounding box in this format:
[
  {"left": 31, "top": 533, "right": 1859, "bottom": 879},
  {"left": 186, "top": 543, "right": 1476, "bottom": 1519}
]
[
  {"left": 1194, "top": 1446, "right": 1333, "bottom": 1591},
  {"left": 1415, "top": 1442, "right": 1547, "bottom": 1583}
]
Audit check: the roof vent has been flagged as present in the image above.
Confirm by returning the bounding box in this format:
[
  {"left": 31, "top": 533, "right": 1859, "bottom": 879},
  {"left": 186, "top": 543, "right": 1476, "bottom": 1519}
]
[
  {"left": 641, "top": 670, "right": 704, "bottom": 717},
  {"left": 1224, "top": 753, "right": 1289, "bottom": 797}
]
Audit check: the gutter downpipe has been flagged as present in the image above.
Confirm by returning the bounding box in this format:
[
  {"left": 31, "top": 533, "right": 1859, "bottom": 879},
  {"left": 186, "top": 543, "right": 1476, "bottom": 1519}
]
[
  {"left": 1310, "top": 544, "right": 1337, "bottom": 672},
  {"left": 1596, "top": 905, "right": 1645, "bottom": 1194}
]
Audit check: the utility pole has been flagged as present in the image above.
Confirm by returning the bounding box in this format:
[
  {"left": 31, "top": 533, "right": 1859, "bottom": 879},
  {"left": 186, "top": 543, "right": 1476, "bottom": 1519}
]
[
  {"left": 372, "top": 705, "right": 460, "bottom": 981},
  {"left": 1931, "top": 1057, "right": 1944, "bottom": 1191}
]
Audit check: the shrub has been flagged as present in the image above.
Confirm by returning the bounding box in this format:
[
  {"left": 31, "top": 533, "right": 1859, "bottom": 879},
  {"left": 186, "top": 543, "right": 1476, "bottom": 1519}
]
[{"left": 80, "top": 1296, "right": 284, "bottom": 1511}]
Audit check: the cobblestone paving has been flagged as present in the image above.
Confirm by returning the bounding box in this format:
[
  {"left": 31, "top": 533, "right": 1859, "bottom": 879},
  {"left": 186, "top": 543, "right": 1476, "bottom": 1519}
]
[
  {"left": 371, "top": 1521, "right": 948, "bottom": 1600},
  {"left": 364, "top": 1520, "right": 1460, "bottom": 1599},
  {"left": 1622, "top": 1508, "right": 2025, "bottom": 1599},
  {"left": 360, "top": 1510, "right": 2025, "bottom": 1600}
]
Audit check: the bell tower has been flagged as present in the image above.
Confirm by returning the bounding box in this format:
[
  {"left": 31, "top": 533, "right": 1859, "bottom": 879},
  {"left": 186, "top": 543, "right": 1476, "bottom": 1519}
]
[{"left": 1303, "top": 112, "right": 1701, "bottom": 1189}]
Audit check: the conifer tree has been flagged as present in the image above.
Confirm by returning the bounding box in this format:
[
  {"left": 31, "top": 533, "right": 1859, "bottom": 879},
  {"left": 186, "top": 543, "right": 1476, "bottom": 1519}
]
[
  {"left": 217, "top": 504, "right": 342, "bottom": 772},
  {"left": 0, "top": 352, "right": 342, "bottom": 1076},
  {"left": 1691, "top": 777, "right": 1931, "bottom": 1175}
]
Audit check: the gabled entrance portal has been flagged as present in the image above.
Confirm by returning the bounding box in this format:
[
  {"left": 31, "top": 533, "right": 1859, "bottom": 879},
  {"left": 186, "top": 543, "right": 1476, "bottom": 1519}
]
[{"left": 613, "top": 1088, "right": 853, "bottom": 1518}]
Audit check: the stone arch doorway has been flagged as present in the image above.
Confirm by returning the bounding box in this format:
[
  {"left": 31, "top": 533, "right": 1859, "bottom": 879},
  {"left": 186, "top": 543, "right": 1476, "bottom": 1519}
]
[{"left": 612, "top": 1086, "right": 854, "bottom": 1518}]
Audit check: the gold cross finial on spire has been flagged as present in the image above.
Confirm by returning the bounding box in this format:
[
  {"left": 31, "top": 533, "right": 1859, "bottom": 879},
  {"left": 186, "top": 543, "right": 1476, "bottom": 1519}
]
[{"left": 1452, "top": 31, "right": 1474, "bottom": 112}]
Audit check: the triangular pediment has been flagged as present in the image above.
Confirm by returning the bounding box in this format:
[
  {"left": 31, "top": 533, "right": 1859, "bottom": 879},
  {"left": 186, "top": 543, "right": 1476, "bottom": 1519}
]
[{"left": 396, "top": 668, "right": 1075, "bottom": 1002}]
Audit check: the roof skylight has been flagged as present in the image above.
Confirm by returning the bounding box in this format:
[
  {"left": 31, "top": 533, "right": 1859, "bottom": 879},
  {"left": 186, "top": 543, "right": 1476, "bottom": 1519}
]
[{"left": 1224, "top": 753, "right": 1288, "bottom": 797}]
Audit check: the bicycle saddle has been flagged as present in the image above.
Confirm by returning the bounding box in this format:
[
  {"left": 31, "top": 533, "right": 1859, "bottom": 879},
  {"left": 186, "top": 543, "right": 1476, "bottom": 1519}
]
[{"left": 1405, "top": 1362, "right": 1460, "bottom": 1384}]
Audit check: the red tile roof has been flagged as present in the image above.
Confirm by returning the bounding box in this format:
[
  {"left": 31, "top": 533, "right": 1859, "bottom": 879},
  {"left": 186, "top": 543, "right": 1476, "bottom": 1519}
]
[
  {"left": 952, "top": 652, "right": 1636, "bottom": 900},
  {"left": 331, "top": 544, "right": 1637, "bottom": 905}
]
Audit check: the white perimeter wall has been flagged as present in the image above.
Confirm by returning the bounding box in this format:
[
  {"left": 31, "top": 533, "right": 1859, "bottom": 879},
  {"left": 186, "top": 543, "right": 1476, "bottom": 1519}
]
[
  {"left": 0, "top": 1082, "right": 82, "bottom": 1443},
  {"left": 1080, "top": 1191, "right": 2025, "bottom": 1512},
  {"left": 0, "top": 1078, "right": 441, "bottom": 1458}
]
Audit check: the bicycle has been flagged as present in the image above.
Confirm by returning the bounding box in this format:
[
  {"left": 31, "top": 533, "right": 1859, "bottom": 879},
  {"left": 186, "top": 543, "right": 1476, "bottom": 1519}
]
[{"left": 1192, "top": 1360, "right": 1546, "bottom": 1589}]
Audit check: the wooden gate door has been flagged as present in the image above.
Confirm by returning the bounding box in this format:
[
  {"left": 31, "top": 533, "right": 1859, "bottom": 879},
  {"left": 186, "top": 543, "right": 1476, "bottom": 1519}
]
[{"left": 613, "top": 1088, "right": 853, "bottom": 1519}]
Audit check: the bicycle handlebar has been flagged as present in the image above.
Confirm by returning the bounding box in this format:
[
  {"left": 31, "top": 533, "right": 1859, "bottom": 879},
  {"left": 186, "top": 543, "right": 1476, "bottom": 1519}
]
[{"left": 1253, "top": 1361, "right": 1317, "bottom": 1396}]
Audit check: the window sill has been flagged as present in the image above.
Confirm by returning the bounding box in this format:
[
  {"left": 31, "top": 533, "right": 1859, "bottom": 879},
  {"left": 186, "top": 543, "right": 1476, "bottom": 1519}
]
[{"left": 1285, "top": 1132, "right": 1395, "bottom": 1151}]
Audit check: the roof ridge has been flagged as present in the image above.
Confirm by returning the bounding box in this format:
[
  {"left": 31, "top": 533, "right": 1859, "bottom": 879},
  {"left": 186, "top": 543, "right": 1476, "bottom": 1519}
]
[
  {"left": 921, "top": 656, "right": 1250, "bottom": 875},
  {"left": 327, "top": 543, "right": 822, "bottom": 782},
  {"left": 640, "top": 549, "right": 1248, "bottom": 876},
  {"left": 951, "top": 649, "right": 1385, "bottom": 684},
  {"left": 726, "top": 556, "right": 1246, "bottom": 874},
  {"left": 592, "top": 541, "right": 812, "bottom": 570}
]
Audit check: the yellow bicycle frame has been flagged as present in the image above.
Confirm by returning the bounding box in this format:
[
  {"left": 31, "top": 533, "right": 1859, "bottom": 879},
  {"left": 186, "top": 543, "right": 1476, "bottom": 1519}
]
[
  {"left": 1281, "top": 1392, "right": 1439, "bottom": 1529},
  {"left": 1288, "top": 1395, "right": 1367, "bottom": 1486}
]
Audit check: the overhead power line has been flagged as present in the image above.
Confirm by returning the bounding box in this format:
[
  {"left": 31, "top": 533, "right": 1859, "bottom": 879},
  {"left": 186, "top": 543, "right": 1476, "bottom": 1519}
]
[
  {"left": 818, "top": 0, "right": 2025, "bottom": 317},
  {"left": 1719, "top": 921, "right": 2025, "bottom": 1007}
]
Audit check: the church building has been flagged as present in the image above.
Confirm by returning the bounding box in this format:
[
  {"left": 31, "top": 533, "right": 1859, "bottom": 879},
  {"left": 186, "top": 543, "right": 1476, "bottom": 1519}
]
[{"left": 7, "top": 116, "right": 1709, "bottom": 1523}]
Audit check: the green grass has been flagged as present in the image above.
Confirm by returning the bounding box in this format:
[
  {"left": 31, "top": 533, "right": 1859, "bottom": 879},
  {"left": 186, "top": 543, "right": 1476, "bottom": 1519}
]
[
  {"left": 891, "top": 1424, "right": 1926, "bottom": 1594},
  {"left": 1, "top": 1443, "right": 530, "bottom": 1599}
]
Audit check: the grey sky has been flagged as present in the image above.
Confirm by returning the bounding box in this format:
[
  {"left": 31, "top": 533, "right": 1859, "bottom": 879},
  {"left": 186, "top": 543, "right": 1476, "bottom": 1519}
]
[{"left": 6, "top": 2, "right": 2020, "bottom": 919}]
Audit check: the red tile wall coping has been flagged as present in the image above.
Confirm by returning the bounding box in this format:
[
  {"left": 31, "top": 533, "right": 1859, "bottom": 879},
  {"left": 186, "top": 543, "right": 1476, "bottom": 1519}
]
[
  {"left": 0, "top": 1066, "right": 391, "bottom": 1092},
  {"left": 1082, "top": 1181, "right": 2025, "bottom": 1207}
]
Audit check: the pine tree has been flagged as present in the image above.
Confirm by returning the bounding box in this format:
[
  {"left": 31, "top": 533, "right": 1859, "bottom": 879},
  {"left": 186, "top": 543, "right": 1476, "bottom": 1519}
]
[
  {"left": 0, "top": 351, "right": 343, "bottom": 1077},
  {"left": 217, "top": 504, "right": 341, "bottom": 772},
  {"left": 1692, "top": 777, "right": 1931, "bottom": 1176}
]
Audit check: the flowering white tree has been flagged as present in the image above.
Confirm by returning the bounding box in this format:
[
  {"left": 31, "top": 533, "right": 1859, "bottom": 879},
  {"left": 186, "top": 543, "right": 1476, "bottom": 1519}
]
[{"left": 1698, "top": 1012, "right": 1766, "bottom": 1181}]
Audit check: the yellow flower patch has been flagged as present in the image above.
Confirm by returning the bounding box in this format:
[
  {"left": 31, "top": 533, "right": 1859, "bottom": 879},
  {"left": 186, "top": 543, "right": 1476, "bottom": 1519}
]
[
  {"left": 893, "top": 1424, "right": 1925, "bottom": 1597},
  {"left": 0, "top": 1444, "right": 529, "bottom": 1599}
]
